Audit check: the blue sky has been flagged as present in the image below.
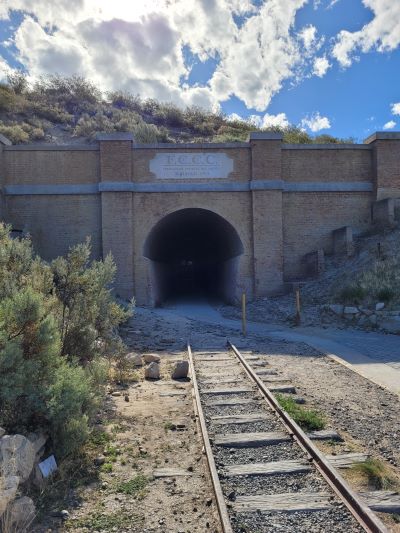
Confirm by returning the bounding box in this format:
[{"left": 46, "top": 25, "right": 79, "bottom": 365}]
[{"left": 0, "top": 0, "right": 399, "bottom": 141}]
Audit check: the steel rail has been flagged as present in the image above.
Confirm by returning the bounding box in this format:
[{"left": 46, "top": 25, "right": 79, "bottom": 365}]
[
  {"left": 228, "top": 341, "right": 388, "bottom": 533},
  {"left": 187, "top": 344, "right": 233, "bottom": 533}
]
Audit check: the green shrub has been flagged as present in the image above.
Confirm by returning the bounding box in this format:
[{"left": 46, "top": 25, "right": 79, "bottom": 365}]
[
  {"left": 115, "top": 475, "right": 148, "bottom": 496},
  {"left": 133, "top": 121, "right": 161, "bottom": 143},
  {"left": 107, "top": 91, "right": 142, "bottom": 112},
  {"left": 339, "top": 284, "right": 367, "bottom": 304},
  {"left": 352, "top": 458, "right": 397, "bottom": 490},
  {"left": 0, "top": 84, "right": 17, "bottom": 111},
  {"left": 275, "top": 394, "right": 325, "bottom": 431},
  {"left": 51, "top": 239, "right": 131, "bottom": 363},
  {"left": 0, "top": 123, "right": 29, "bottom": 143},
  {"left": 0, "top": 223, "right": 131, "bottom": 457}
]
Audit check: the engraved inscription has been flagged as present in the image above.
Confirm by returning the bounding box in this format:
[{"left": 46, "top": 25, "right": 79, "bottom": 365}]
[{"left": 149, "top": 153, "right": 234, "bottom": 179}]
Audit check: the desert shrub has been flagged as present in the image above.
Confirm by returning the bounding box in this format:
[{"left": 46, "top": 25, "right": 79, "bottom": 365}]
[
  {"left": 0, "top": 84, "right": 20, "bottom": 112},
  {"left": 337, "top": 254, "right": 400, "bottom": 305},
  {"left": 29, "top": 101, "right": 74, "bottom": 124},
  {"left": 0, "top": 123, "right": 29, "bottom": 143},
  {"left": 107, "top": 91, "right": 142, "bottom": 112},
  {"left": 339, "top": 284, "right": 367, "bottom": 304},
  {"left": 142, "top": 98, "right": 161, "bottom": 116},
  {"left": 7, "top": 71, "right": 28, "bottom": 94},
  {"left": 32, "top": 75, "right": 101, "bottom": 114},
  {"left": 132, "top": 121, "right": 162, "bottom": 143},
  {"left": 153, "top": 103, "right": 185, "bottom": 127},
  {"left": 51, "top": 239, "right": 131, "bottom": 363},
  {"left": 73, "top": 112, "right": 115, "bottom": 137},
  {"left": 0, "top": 223, "right": 131, "bottom": 456}
]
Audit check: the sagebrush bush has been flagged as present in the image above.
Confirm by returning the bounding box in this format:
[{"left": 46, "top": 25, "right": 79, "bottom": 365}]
[
  {"left": 336, "top": 253, "right": 400, "bottom": 305},
  {"left": 0, "top": 223, "right": 132, "bottom": 456},
  {"left": 0, "top": 123, "right": 29, "bottom": 143}
]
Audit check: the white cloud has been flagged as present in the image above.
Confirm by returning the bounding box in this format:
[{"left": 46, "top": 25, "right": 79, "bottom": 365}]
[
  {"left": 301, "top": 112, "right": 331, "bottom": 132},
  {"left": 227, "top": 112, "right": 244, "bottom": 122},
  {"left": 261, "top": 112, "right": 289, "bottom": 128},
  {"left": 333, "top": 0, "right": 400, "bottom": 67},
  {"left": 313, "top": 56, "right": 330, "bottom": 77},
  {"left": 391, "top": 103, "right": 400, "bottom": 116},
  {"left": 299, "top": 25, "right": 317, "bottom": 50},
  {"left": 383, "top": 120, "right": 396, "bottom": 130},
  {"left": 1, "top": 0, "right": 328, "bottom": 111}
]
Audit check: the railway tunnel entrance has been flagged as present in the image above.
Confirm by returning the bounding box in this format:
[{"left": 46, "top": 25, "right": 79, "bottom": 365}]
[{"left": 143, "top": 208, "right": 244, "bottom": 306}]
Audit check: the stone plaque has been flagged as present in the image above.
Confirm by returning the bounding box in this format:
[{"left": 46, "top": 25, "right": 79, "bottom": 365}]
[{"left": 149, "top": 153, "right": 233, "bottom": 179}]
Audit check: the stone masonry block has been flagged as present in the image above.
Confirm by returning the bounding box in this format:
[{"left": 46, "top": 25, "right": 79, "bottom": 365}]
[
  {"left": 332, "top": 226, "right": 354, "bottom": 256},
  {"left": 372, "top": 198, "right": 395, "bottom": 227},
  {"left": 302, "top": 249, "right": 325, "bottom": 278}
]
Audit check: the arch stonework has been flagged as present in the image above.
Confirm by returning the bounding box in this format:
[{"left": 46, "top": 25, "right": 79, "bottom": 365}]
[
  {"left": 143, "top": 207, "right": 245, "bottom": 305},
  {"left": 0, "top": 131, "right": 399, "bottom": 306}
]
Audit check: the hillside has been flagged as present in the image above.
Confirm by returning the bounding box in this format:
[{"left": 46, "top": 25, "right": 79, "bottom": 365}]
[
  {"left": 0, "top": 72, "right": 354, "bottom": 145},
  {"left": 221, "top": 222, "right": 400, "bottom": 331}
]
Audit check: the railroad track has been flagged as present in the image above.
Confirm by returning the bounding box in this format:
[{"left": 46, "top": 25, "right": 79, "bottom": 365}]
[{"left": 188, "top": 342, "right": 399, "bottom": 533}]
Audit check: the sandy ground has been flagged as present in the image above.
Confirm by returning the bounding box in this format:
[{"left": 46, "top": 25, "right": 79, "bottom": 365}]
[{"left": 33, "top": 304, "right": 400, "bottom": 532}]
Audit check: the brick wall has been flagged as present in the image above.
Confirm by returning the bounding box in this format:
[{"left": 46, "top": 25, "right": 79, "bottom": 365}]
[
  {"left": 1, "top": 134, "right": 399, "bottom": 305},
  {"left": 5, "top": 195, "right": 102, "bottom": 260},
  {"left": 4, "top": 149, "right": 99, "bottom": 184},
  {"left": 283, "top": 192, "right": 372, "bottom": 279},
  {"left": 282, "top": 148, "right": 373, "bottom": 182}
]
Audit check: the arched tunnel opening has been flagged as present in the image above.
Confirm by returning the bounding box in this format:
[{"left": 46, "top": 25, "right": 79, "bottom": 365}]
[{"left": 144, "top": 208, "right": 244, "bottom": 306}]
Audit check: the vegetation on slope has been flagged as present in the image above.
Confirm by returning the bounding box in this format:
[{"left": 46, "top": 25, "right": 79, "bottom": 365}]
[{"left": 0, "top": 71, "right": 353, "bottom": 145}]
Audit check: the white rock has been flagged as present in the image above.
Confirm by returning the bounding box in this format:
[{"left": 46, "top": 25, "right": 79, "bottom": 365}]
[
  {"left": 171, "top": 361, "right": 189, "bottom": 380},
  {"left": 343, "top": 306, "right": 359, "bottom": 314},
  {"left": 378, "top": 317, "right": 400, "bottom": 334},
  {"left": 145, "top": 361, "right": 160, "bottom": 380},
  {"left": 9, "top": 496, "right": 35, "bottom": 528},
  {"left": 375, "top": 302, "right": 385, "bottom": 311},
  {"left": 0, "top": 475, "right": 20, "bottom": 517},
  {"left": 126, "top": 353, "right": 143, "bottom": 367},
  {"left": 143, "top": 353, "right": 161, "bottom": 364},
  {"left": 0, "top": 435, "right": 36, "bottom": 482},
  {"left": 328, "top": 304, "right": 344, "bottom": 316}
]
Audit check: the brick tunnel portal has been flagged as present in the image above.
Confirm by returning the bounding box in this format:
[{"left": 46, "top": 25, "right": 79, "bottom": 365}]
[{"left": 143, "top": 208, "right": 244, "bottom": 306}]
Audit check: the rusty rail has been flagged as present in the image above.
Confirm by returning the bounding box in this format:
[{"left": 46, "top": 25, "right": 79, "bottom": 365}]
[
  {"left": 187, "top": 344, "right": 233, "bottom": 533},
  {"left": 228, "top": 341, "right": 388, "bottom": 533}
]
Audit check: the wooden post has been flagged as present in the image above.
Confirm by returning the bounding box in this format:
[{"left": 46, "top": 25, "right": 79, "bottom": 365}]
[
  {"left": 295, "top": 288, "right": 301, "bottom": 326},
  {"left": 241, "top": 292, "right": 247, "bottom": 337}
]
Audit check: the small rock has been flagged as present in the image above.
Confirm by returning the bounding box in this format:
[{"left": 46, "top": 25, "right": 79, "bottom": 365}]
[
  {"left": 94, "top": 455, "right": 106, "bottom": 466},
  {"left": 111, "top": 391, "right": 121, "bottom": 397},
  {"left": 126, "top": 353, "right": 143, "bottom": 367},
  {"left": 60, "top": 510, "right": 70, "bottom": 520},
  {"left": 9, "top": 496, "right": 36, "bottom": 527},
  {"left": 143, "top": 353, "right": 161, "bottom": 364},
  {"left": 124, "top": 394, "right": 129, "bottom": 402},
  {"left": 0, "top": 475, "right": 19, "bottom": 516},
  {"left": 145, "top": 361, "right": 160, "bottom": 380},
  {"left": 376, "top": 302, "right": 385, "bottom": 311},
  {"left": 328, "top": 304, "right": 344, "bottom": 316},
  {"left": 171, "top": 360, "right": 189, "bottom": 380},
  {"left": 344, "top": 306, "right": 358, "bottom": 315},
  {"left": 0, "top": 434, "right": 36, "bottom": 482}
]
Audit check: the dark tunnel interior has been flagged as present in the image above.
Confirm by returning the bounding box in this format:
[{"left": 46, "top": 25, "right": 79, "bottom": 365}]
[{"left": 143, "top": 208, "right": 244, "bottom": 305}]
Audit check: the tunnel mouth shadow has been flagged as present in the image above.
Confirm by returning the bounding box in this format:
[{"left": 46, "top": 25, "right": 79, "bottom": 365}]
[{"left": 144, "top": 208, "right": 244, "bottom": 306}]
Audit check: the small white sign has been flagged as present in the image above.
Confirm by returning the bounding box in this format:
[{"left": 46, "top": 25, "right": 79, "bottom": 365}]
[
  {"left": 149, "top": 153, "right": 234, "bottom": 179},
  {"left": 38, "top": 455, "right": 58, "bottom": 478}
]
